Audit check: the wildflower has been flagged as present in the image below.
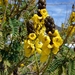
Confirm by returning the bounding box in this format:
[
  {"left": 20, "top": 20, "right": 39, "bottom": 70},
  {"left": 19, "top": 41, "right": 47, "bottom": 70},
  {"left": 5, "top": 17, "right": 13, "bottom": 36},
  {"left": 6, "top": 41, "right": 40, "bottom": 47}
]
[
  {"left": 38, "top": 26, "right": 46, "bottom": 41},
  {"left": 38, "top": 33, "right": 44, "bottom": 42},
  {"left": 31, "top": 14, "right": 42, "bottom": 29},
  {"left": 20, "top": 63, "right": 24, "bottom": 67},
  {"left": 28, "top": 33, "right": 36, "bottom": 40},
  {"left": 40, "top": 26, "right": 46, "bottom": 34},
  {"left": 52, "top": 30, "right": 60, "bottom": 37},
  {"left": 67, "top": 26, "right": 75, "bottom": 36},
  {"left": 40, "top": 9, "right": 49, "bottom": 19},
  {"left": 31, "top": 14, "right": 42, "bottom": 24},
  {"left": 42, "top": 35, "right": 51, "bottom": 45},
  {"left": 70, "top": 11, "right": 75, "bottom": 22},
  {"left": 35, "top": 39, "right": 42, "bottom": 54},
  {"left": 24, "top": 40, "right": 35, "bottom": 57},
  {"left": 52, "top": 47, "right": 59, "bottom": 54},
  {"left": 42, "top": 44, "right": 52, "bottom": 55},
  {"left": 52, "top": 36, "right": 63, "bottom": 48},
  {"left": 40, "top": 52, "right": 48, "bottom": 62}
]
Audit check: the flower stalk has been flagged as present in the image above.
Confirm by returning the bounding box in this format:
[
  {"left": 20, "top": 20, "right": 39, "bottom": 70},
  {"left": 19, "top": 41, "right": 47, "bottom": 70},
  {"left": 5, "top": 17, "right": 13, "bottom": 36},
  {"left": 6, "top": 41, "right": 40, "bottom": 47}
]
[
  {"left": 41, "top": 51, "right": 53, "bottom": 75},
  {"left": 34, "top": 51, "right": 39, "bottom": 75}
]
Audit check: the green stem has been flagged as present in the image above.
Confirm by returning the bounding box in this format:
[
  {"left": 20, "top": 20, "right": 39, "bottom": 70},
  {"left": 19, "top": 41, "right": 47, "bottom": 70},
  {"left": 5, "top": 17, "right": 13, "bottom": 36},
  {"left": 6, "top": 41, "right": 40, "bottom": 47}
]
[
  {"left": 8, "top": 57, "right": 26, "bottom": 75},
  {"left": 34, "top": 51, "right": 39, "bottom": 75},
  {"left": 41, "top": 52, "right": 53, "bottom": 75}
]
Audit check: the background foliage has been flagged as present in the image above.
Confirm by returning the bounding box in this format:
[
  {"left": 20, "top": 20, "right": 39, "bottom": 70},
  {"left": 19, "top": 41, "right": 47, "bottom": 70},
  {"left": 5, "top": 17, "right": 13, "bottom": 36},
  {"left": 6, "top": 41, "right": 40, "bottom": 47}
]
[{"left": 0, "top": 0, "right": 75, "bottom": 75}]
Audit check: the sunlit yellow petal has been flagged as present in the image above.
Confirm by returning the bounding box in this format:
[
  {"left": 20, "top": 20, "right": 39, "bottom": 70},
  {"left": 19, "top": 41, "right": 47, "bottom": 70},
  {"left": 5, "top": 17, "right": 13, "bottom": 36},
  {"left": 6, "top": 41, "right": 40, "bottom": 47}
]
[
  {"left": 47, "top": 44, "right": 53, "bottom": 48},
  {"left": 40, "top": 54, "right": 48, "bottom": 62},
  {"left": 20, "top": 63, "right": 24, "bottom": 67},
  {"left": 40, "top": 9, "right": 49, "bottom": 19},
  {"left": 24, "top": 40, "right": 35, "bottom": 57},
  {"left": 52, "top": 47, "right": 59, "bottom": 54},
  {"left": 53, "top": 36, "right": 63, "bottom": 47},
  {"left": 42, "top": 44, "right": 52, "bottom": 55},
  {"left": 42, "top": 35, "right": 50, "bottom": 45},
  {"left": 38, "top": 33, "right": 44, "bottom": 42},
  {"left": 28, "top": 33, "right": 36, "bottom": 40},
  {"left": 35, "top": 39, "right": 43, "bottom": 48},
  {"left": 53, "top": 30, "right": 60, "bottom": 36},
  {"left": 31, "top": 14, "right": 42, "bottom": 24},
  {"left": 36, "top": 48, "right": 42, "bottom": 54}
]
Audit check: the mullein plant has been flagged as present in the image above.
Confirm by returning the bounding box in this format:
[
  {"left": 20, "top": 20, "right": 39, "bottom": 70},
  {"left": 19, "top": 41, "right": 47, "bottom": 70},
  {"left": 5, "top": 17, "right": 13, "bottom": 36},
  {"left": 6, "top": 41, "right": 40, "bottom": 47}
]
[{"left": 24, "top": 0, "right": 63, "bottom": 63}]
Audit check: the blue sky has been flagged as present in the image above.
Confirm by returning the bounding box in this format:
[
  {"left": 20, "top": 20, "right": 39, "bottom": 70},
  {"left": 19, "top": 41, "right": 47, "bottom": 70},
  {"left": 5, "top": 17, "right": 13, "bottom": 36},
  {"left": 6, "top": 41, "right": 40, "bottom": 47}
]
[{"left": 46, "top": 0, "right": 75, "bottom": 27}]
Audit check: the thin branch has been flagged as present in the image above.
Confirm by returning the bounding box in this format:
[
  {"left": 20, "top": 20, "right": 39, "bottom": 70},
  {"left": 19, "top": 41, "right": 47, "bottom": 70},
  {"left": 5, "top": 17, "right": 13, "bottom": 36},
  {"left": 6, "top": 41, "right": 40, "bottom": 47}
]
[
  {"left": 10, "top": 0, "right": 35, "bottom": 19},
  {"left": 8, "top": 57, "right": 26, "bottom": 75}
]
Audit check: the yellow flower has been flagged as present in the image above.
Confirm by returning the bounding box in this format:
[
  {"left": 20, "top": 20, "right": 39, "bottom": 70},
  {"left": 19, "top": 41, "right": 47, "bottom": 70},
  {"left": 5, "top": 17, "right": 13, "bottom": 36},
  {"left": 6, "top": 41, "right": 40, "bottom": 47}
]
[
  {"left": 67, "top": 26, "right": 75, "bottom": 36},
  {"left": 40, "top": 52, "right": 48, "bottom": 62},
  {"left": 24, "top": 40, "right": 35, "bottom": 57},
  {"left": 40, "top": 26, "right": 46, "bottom": 34},
  {"left": 38, "top": 33, "right": 44, "bottom": 42},
  {"left": 31, "top": 14, "right": 42, "bottom": 29},
  {"left": 28, "top": 33, "right": 36, "bottom": 40},
  {"left": 20, "top": 63, "right": 24, "bottom": 67},
  {"left": 36, "top": 48, "right": 42, "bottom": 54},
  {"left": 40, "top": 9, "right": 49, "bottom": 19},
  {"left": 36, "top": 23, "right": 42, "bottom": 31},
  {"left": 35, "top": 39, "right": 42, "bottom": 54},
  {"left": 52, "top": 47, "right": 59, "bottom": 54},
  {"left": 42, "top": 44, "right": 52, "bottom": 55},
  {"left": 52, "top": 30, "right": 60, "bottom": 37},
  {"left": 35, "top": 23, "right": 43, "bottom": 35},
  {"left": 35, "top": 39, "right": 43, "bottom": 48},
  {"left": 24, "top": 40, "right": 30, "bottom": 47},
  {"left": 38, "top": 26, "right": 46, "bottom": 41},
  {"left": 42, "top": 35, "right": 50, "bottom": 45},
  {"left": 31, "top": 14, "right": 42, "bottom": 24},
  {"left": 52, "top": 36, "right": 63, "bottom": 48},
  {"left": 69, "top": 11, "right": 75, "bottom": 22}
]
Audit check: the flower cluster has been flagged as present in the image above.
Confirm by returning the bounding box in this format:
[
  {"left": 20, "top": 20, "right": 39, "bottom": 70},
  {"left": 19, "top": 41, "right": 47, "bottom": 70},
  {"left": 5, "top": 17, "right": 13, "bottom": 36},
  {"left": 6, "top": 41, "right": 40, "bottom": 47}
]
[
  {"left": 69, "top": 11, "right": 75, "bottom": 24},
  {"left": 67, "top": 25, "right": 75, "bottom": 36},
  {"left": 24, "top": 1, "right": 63, "bottom": 62}
]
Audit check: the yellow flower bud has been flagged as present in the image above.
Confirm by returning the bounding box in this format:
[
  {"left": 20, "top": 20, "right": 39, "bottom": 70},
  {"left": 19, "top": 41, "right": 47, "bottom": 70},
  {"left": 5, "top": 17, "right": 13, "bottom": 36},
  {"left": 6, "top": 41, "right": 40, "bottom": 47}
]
[
  {"left": 0, "top": 20, "right": 2, "bottom": 24},
  {"left": 20, "top": 63, "right": 24, "bottom": 67}
]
